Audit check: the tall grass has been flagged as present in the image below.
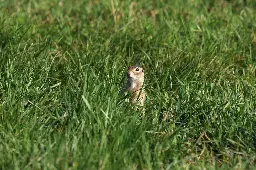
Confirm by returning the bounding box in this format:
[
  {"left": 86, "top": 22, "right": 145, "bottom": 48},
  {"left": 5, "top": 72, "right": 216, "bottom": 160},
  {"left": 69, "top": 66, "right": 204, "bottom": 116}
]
[{"left": 0, "top": 0, "right": 255, "bottom": 169}]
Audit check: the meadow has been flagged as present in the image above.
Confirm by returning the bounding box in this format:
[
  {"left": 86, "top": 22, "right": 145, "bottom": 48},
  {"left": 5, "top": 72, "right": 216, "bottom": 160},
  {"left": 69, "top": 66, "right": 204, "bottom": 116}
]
[{"left": 0, "top": 0, "right": 256, "bottom": 169}]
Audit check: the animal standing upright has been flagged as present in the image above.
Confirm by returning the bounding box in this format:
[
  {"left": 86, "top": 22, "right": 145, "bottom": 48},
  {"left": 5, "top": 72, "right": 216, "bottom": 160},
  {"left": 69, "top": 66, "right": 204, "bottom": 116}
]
[{"left": 122, "top": 66, "right": 146, "bottom": 107}]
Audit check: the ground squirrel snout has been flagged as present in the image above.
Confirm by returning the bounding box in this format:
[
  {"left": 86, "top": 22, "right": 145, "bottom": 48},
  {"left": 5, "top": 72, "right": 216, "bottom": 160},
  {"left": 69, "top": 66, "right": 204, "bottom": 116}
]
[{"left": 123, "top": 66, "right": 146, "bottom": 106}]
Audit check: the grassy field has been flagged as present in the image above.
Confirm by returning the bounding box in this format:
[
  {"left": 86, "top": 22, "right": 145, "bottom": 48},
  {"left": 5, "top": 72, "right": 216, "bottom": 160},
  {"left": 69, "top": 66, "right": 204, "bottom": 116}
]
[{"left": 0, "top": 0, "right": 256, "bottom": 169}]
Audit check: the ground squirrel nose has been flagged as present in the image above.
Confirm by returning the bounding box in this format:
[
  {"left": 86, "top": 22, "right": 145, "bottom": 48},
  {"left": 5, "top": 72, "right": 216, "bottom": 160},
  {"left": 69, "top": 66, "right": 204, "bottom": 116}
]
[{"left": 127, "top": 71, "right": 133, "bottom": 78}]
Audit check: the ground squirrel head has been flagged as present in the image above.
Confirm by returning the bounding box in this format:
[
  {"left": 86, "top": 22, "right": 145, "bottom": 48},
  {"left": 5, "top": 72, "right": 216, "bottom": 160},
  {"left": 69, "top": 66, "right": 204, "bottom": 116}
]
[
  {"left": 126, "top": 66, "right": 144, "bottom": 92},
  {"left": 127, "top": 66, "right": 144, "bottom": 82}
]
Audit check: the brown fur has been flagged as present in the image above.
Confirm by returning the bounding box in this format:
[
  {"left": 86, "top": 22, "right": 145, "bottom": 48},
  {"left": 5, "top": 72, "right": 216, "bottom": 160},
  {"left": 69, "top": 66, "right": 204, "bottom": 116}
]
[{"left": 124, "top": 66, "right": 146, "bottom": 106}]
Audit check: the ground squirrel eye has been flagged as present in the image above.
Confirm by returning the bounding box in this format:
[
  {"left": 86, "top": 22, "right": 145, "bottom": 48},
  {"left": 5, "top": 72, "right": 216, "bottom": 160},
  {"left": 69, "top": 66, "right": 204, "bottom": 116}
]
[{"left": 135, "top": 67, "right": 140, "bottom": 71}]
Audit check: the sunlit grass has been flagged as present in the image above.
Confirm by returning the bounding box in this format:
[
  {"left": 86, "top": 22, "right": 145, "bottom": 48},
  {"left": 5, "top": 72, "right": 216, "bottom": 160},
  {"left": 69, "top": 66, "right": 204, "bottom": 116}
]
[{"left": 0, "top": 0, "right": 256, "bottom": 169}]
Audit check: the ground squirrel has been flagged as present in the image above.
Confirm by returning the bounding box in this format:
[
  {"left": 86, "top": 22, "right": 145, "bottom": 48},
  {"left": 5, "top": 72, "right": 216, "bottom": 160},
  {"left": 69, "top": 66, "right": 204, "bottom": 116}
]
[{"left": 121, "top": 66, "right": 146, "bottom": 107}]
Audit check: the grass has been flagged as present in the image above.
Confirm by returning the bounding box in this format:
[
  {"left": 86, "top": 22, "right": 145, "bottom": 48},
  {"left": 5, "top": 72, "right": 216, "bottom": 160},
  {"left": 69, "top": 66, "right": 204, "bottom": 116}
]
[{"left": 0, "top": 0, "right": 256, "bottom": 169}]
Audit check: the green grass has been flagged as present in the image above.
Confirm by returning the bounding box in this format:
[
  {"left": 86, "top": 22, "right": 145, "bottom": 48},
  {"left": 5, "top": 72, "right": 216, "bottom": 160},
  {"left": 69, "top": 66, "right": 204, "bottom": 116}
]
[{"left": 0, "top": 0, "right": 256, "bottom": 169}]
